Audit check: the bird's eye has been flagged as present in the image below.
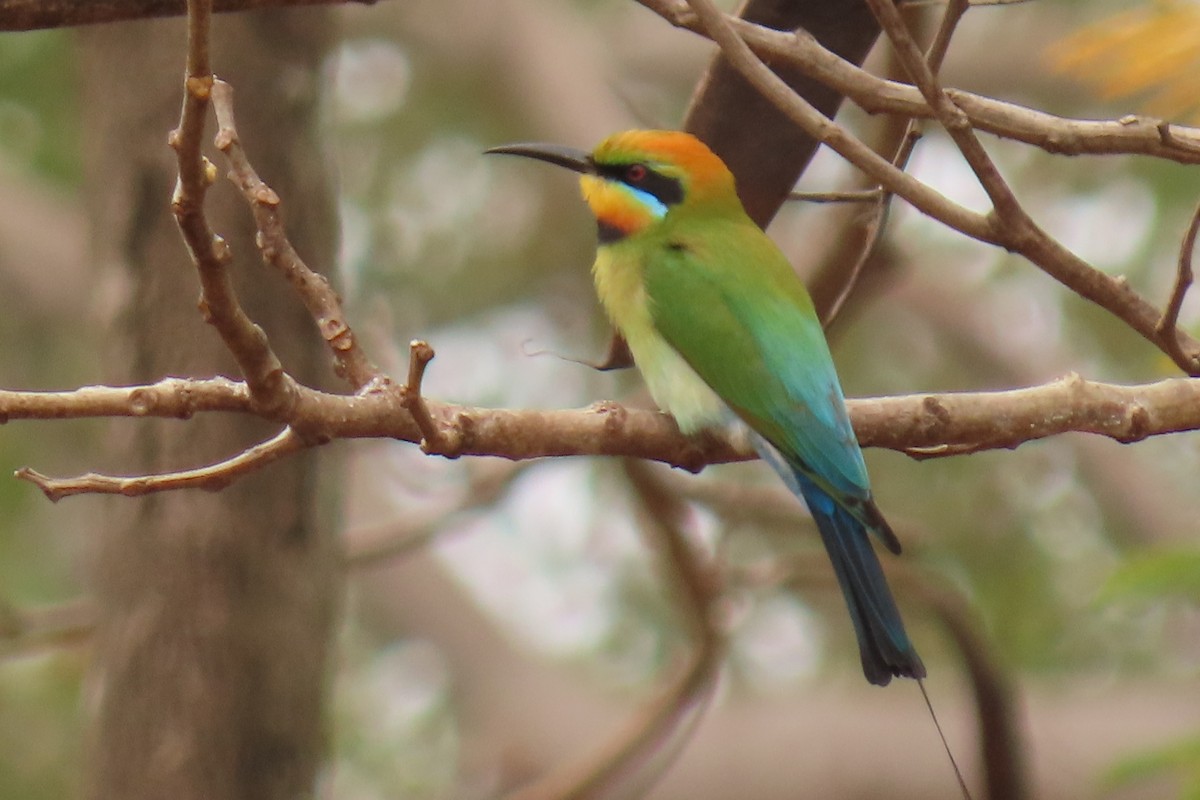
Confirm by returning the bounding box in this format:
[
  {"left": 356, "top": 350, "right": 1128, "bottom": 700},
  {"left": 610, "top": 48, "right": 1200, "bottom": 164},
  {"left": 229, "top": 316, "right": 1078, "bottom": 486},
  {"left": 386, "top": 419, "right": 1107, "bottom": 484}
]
[{"left": 625, "top": 164, "right": 647, "bottom": 183}]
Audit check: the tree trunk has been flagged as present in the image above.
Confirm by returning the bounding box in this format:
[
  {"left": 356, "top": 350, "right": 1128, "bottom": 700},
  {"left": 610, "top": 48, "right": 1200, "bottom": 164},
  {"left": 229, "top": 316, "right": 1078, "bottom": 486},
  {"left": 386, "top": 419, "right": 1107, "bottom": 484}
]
[
  {"left": 77, "top": 9, "right": 340, "bottom": 799},
  {"left": 683, "top": 0, "right": 881, "bottom": 228}
]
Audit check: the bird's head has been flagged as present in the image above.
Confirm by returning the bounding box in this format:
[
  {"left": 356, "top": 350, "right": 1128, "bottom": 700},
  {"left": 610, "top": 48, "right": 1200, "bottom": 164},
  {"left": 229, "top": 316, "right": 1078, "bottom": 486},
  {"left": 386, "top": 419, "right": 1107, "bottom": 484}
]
[{"left": 486, "top": 130, "right": 739, "bottom": 242}]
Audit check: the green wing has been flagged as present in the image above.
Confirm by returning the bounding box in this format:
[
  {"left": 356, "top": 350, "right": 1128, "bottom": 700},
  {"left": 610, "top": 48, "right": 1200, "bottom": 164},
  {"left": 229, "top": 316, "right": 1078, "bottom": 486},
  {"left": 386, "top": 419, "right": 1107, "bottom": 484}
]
[{"left": 642, "top": 220, "right": 871, "bottom": 501}]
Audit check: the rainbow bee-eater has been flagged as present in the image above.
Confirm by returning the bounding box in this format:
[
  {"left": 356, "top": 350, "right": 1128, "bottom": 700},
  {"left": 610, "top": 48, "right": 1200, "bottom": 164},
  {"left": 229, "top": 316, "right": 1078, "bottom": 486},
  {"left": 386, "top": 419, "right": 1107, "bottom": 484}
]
[{"left": 487, "top": 130, "right": 924, "bottom": 685}]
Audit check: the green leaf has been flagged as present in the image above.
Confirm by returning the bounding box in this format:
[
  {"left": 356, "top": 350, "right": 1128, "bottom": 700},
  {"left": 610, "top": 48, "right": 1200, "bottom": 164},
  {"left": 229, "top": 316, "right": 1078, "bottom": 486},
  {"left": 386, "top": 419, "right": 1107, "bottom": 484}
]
[
  {"left": 1100, "top": 550, "right": 1200, "bottom": 604},
  {"left": 1103, "top": 734, "right": 1200, "bottom": 795}
]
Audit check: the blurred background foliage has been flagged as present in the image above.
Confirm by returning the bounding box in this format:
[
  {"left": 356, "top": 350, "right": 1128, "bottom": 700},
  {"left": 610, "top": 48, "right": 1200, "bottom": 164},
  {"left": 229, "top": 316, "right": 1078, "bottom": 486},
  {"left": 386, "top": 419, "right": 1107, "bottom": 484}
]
[{"left": 2, "top": 0, "right": 1200, "bottom": 798}]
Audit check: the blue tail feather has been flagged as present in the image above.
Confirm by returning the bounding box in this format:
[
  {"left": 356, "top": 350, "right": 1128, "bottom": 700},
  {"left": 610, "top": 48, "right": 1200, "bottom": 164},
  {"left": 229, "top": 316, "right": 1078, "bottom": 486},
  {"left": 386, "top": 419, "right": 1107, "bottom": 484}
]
[
  {"left": 798, "top": 472, "right": 925, "bottom": 685},
  {"left": 796, "top": 472, "right": 926, "bottom": 686},
  {"left": 748, "top": 432, "right": 923, "bottom": 684}
]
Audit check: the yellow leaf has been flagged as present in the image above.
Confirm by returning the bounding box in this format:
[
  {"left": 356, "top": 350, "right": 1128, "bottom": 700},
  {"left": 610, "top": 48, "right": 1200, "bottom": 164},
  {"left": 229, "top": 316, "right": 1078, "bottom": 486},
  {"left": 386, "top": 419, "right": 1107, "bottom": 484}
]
[{"left": 1047, "top": 1, "right": 1200, "bottom": 123}]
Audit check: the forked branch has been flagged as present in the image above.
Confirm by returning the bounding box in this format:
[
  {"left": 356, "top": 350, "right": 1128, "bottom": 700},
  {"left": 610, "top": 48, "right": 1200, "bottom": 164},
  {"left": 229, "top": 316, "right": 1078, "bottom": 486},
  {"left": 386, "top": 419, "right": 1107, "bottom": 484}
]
[
  {"left": 211, "top": 79, "right": 386, "bottom": 393},
  {"left": 671, "top": 0, "right": 1200, "bottom": 373}
]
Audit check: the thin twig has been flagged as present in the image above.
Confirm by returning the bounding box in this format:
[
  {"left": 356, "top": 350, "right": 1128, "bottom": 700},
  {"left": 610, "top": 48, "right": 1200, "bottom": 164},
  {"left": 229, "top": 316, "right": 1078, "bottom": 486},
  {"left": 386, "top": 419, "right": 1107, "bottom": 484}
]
[
  {"left": 168, "top": 0, "right": 296, "bottom": 412},
  {"left": 820, "top": 125, "right": 922, "bottom": 329},
  {"left": 866, "top": 0, "right": 1023, "bottom": 221},
  {"left": 923, "top": 0, "right": 968, "bottom": 84},
  {"left": 400, "top": 340, "right": 463, "bottom": 457},
  {"left": 15, "top": 428, "right": 305, "bottom": 500},
  {"left": 211, "top": 79, "right": 386, "bottom": 393},
  {"left": 0, "top": 598, "right": 95, "bottom": 659},
  {"left": 0, "top": 0, "right": 380, "bottom": 31},
  {"left": 788, "top": 188, "right": 885, "bottom": 204},
  {"left": 1156, "top": 199, "right": 1200, "bottom": 360},
  {"left": 821, "top": 0, "right": 964, "bottom": 328}
]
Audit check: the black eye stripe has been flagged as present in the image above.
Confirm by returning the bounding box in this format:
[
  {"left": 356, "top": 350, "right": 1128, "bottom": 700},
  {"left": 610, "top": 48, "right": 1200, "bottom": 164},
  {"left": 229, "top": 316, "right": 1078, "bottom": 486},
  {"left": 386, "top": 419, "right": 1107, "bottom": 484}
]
[{"left": 594, "top": 162, "right": 684, "bottom": 207}]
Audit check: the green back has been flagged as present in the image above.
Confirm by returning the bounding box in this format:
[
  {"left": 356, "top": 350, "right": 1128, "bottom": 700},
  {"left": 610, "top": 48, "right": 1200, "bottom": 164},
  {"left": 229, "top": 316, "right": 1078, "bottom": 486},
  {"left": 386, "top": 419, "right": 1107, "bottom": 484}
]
[{"left": 637, "top": 212, "right": 872, "bottom": 501}]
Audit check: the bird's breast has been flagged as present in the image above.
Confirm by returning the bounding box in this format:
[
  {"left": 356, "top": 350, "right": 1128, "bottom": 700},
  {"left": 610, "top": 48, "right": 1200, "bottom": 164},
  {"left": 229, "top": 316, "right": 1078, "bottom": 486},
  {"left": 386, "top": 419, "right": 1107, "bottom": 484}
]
[{"left": 592, "top": 245, "right": 726, "bottom": 433}]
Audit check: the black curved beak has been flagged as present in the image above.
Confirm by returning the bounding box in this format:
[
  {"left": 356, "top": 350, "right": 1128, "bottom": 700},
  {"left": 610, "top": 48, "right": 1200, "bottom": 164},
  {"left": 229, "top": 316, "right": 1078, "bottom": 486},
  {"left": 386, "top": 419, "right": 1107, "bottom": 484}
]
[{"left": 484, "top": 142, "right": 593, "bottom": 175}]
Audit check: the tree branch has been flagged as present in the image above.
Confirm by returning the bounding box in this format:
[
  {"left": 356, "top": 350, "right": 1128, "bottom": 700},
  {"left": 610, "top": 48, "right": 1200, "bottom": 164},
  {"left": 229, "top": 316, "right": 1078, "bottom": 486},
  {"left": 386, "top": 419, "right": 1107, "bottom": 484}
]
[
  {"left": 895, "top": 566, "right": 1027, "bottom": 800},
  {"left": 818, "top": 2, "right": 962, "bottom": 329},
  {"left": 868, "top": 0, "right": 1023, "bottom": 220},
  {"left": 505, "top": 460, "right": 723, "bottom": 800},
  {"left": 1157, "top": 199, "right": 1200, "bottom": 363},
  {"left": 678, "top": 0, "right": 996, "bottom": 245},
  {"left": 664, "top": 0, "right": 1200, "bottom": 374},
  {"left": 15, "top": 427, "right": 305, "bottom": 501},
  {"left": 0, "top": 0, "right": 380, "bottom": 31},
  {"left": 400, "top": 339, "right": 459, "bottom": 456},
  {"left": 168, "top": 0, "right": 299, "bottom": 414},
  {"left": 6, "top": 372, "right": 1200, "bottom": 496},
  {"left": 211, "top": 79, "right": 387, "bottom": 393},
  {"left": 0, "top": 597, "right": 94, "bottom": 659},
  {"left": 637, "top": 0, "right": 1200, "bottom": 164}
]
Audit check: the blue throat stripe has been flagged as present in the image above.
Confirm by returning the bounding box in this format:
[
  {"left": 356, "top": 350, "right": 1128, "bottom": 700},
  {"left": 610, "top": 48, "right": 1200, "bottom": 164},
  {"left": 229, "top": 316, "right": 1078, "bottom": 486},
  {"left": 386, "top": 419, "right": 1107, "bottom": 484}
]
[{"left": 620, "top": 183, "right": 668, "bottom": 219}]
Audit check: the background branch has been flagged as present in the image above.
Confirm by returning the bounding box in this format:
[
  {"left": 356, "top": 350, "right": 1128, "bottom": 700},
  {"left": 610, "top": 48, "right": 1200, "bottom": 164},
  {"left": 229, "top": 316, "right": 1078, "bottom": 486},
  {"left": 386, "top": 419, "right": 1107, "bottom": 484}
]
[
  {"left": 897, "top": 567, "right": 1028, "bottom": 800},
  {"left": 666, "top": 0, "right": 1200, "bottom": 373},
  {"left": 640, "top": 0, "right": 1200, "bottom": 164},
  {"left": 0, "top": 0, "right": 379, "bottom": 31},
  {"left": 815, "top": 3, "right": 953, "bottom": 329},
  {"left": 0, "top": 598, "right": 94, "bottom": 659},
  {"left": 504, "top": 460, "right": 723, "bottom": 800},
  {"left": 1157, "top": 199, "right": 1200, "bottom": 363},
  {"left": 742, "top": 553, "right": 1026, "bottom": 800}
]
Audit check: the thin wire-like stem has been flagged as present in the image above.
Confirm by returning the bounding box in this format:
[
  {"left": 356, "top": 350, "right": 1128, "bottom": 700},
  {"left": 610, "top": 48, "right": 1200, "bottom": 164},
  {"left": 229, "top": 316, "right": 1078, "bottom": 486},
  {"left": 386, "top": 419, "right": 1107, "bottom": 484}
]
[{"left": 1157, "top": 199, "right": 1200, "bottom": 360}]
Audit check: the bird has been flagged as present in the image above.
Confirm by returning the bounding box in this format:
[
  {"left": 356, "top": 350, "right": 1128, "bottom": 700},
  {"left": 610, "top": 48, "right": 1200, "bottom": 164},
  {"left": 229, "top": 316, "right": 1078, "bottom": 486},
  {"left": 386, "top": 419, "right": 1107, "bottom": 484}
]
[{"left": 486, "top": 130, "right": 924, "bottom": 686}]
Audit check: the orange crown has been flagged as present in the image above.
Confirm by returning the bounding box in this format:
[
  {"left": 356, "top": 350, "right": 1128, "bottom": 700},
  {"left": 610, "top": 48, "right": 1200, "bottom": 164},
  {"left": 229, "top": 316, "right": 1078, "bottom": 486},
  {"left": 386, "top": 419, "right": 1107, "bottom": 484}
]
[
  {"left": 591, "top": 130, "right": 736, "bottom": 201},
  {"left": 578, "top": 130, "right": 740, "bottom": 238}
]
